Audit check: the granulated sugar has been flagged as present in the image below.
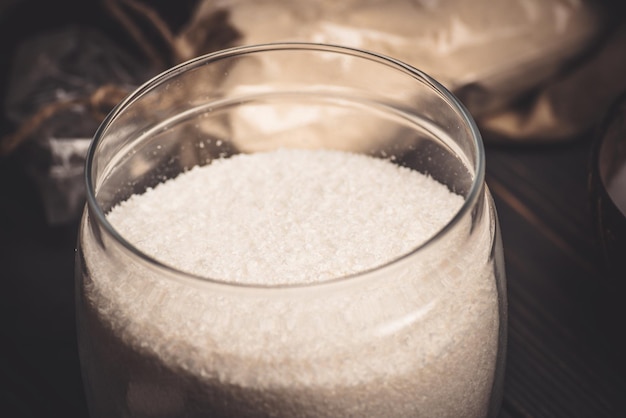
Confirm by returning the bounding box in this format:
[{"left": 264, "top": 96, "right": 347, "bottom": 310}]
[
  {"left": 107, "top": 149, "right": 463, "bottom": 285},
  {"left": 82, "top": 148, "right": 500, "bottom": 417}
]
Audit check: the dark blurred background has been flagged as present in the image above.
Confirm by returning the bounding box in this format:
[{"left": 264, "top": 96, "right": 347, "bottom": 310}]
[{"left": 0, "top": 1, "right": 183, "bottom": 416}]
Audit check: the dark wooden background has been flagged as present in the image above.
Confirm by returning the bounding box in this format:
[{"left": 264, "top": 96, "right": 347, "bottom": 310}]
[{"left": 485, "top": 139, "right": 626, "bottom": 417}]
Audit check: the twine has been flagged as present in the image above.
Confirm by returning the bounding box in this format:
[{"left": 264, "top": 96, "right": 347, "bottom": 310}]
[
  {"left": 1, "top": 0, "right": 237, "bottom": 156},
  {"left": 0, "top": 84, "right": 130, "bottom": 156}
]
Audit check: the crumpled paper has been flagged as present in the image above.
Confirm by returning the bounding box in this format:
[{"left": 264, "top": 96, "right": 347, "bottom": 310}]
[
  {"left": 173, "top": 0, "right": 617, "bottom": 142},
  {"left": 94, "top": 0, "right": 624, "bottom": 142}
]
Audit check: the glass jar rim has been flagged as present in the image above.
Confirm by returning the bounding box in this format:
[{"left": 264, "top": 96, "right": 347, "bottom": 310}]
[{"left": 84, "top": 42, "right": 486, "bottom": 291}]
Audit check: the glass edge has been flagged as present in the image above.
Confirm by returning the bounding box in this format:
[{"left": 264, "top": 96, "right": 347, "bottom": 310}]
[{"left": 83, "top": 42, "right": 488, "bottom": 293}]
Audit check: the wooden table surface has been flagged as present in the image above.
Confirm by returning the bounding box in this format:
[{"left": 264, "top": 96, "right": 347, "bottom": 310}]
[
  {"left": 485, "top": 138, "right": 626, "bottom": 417},
  {"left": 1, "top": 128, "right": 625, "bottom": 417}
]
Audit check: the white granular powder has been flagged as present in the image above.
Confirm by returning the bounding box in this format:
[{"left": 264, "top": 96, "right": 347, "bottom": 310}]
[
  {"left": 81, "top": 148, "right": 500, "bottom": 417},
  {"left": 108, "top": 149, "right": 462, "bottom": 285}
]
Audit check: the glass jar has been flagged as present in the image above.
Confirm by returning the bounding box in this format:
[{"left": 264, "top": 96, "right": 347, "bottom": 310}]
[
  {"left": 590, "top": 90, "right": 626, "bottom": 285},
  {"left": 76, "top": 43, "right": 507, "bottom": 418},
  {"left": 588, "top": 90, "right": 626, "bottom": 352}
]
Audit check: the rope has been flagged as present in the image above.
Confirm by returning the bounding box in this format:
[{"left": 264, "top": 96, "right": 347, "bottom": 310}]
[{"left": 0, "top": 84, "right": 130, "bottom": 156}]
